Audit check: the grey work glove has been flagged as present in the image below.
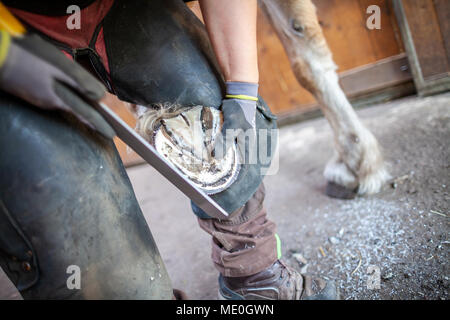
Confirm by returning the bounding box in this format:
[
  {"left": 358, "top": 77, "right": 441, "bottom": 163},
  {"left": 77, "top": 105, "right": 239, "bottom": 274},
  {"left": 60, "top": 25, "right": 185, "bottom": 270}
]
[
  {"left": 214, "top": 81, "right": 258, "bottom": 160},
  {"left": 0, "top": 31, "right": 114, "bottom": 139}
]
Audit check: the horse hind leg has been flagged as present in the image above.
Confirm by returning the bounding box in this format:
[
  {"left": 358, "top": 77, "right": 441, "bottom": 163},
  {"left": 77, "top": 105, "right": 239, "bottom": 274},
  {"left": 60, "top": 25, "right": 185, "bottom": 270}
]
[{"left": 258, "top": 0, "right": 390, "bottom": 197}]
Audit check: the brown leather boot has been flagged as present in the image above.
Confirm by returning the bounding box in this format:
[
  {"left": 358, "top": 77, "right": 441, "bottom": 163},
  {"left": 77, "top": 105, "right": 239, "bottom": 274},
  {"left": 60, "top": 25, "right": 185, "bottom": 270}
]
[{"left": 218, "top": 260, "right": 339, "bottom": 300}]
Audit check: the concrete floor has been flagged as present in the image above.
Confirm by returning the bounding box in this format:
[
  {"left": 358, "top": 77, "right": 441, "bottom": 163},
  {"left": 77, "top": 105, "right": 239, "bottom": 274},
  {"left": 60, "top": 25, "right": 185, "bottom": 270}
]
[{"left": 1, "top": 92, "right": 449, "bottom": 300}]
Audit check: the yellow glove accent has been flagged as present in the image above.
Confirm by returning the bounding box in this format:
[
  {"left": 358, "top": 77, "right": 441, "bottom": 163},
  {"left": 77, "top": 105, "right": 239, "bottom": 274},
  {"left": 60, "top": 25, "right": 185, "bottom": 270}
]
[
  {"left": 225, "top": 94, "right": 259, "bottom": 101},
  {"left": 0, "top": 29, "right": 11, "bottom": 68},
  {"left": 0, "top": 2, "right": 26, "bottom": 37}
]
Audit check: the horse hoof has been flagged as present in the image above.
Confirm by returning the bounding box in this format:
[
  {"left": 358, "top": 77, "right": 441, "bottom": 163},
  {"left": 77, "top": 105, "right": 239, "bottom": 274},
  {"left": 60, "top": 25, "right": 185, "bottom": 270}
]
[{"left": 325, "top": 181, "right": 358, "bottom": 200}]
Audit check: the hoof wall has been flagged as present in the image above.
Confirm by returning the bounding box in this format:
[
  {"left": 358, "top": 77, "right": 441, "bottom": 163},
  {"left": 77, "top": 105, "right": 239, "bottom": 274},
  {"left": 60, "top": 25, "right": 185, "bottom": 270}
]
[
  {"left": 172, "top": 288, "right": 189, "bottom": 300},
  {"left": 325, "top": 181, "right": 358, "bottom": 200}
]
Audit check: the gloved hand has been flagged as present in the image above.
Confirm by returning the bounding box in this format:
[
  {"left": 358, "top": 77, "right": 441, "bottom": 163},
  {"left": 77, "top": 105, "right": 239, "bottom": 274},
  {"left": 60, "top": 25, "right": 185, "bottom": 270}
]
[
  {"left": 0, "top": 30, "right": 114, "bottom": 139},
  {"left": 214, "top": 81, "right": 258, "bottom": 159}
]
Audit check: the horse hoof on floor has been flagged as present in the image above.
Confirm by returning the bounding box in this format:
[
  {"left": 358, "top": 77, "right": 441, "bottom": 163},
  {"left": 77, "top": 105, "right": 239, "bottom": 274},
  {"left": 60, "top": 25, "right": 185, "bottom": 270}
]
[{"left": 325, "top": 181, "right": 358, "bottom": 200}]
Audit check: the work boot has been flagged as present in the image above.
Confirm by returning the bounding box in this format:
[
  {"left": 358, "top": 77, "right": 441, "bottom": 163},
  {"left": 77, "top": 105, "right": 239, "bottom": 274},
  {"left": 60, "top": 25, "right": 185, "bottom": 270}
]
[{"left": 218, "top": 260, "right": 339, "bottom": 300}]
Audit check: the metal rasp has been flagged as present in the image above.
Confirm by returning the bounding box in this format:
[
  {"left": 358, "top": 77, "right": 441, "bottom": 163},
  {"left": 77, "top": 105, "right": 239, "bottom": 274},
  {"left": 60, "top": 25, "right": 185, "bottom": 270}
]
[{"left": 94, "top": 101, "right": 229, "bottom": 220}]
